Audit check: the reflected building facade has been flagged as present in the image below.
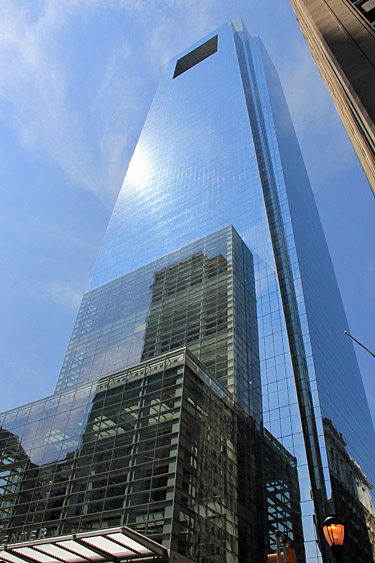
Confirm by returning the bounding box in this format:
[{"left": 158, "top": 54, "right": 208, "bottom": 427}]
[
  {"left": 0, "top": 349, "right": 267, "bottom": 560},
  {"left": 0, "top": 230, "right": 304, "bottom": 561},
  {"left": 323, "top": 417, "right": 375, "bottom": 560},
  {"left": 262, "top": 429, "right": 304, "bottom": 558},
  {"left": 57, "top": 226, "right": 261, "bottom": 419},
  {"left": 1, "top": 18, "right": 375, "bottom": 562}
]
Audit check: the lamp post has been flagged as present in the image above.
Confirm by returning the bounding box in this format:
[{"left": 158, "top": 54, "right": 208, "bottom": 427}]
[{"left": 322, "top": 515, "right": 345, "bottom": 562}]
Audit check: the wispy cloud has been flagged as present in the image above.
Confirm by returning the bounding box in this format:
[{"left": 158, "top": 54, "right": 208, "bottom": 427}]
[
  {"left": 0, "top": 3, "right": 84, "bottom": 176},
  {"left": 2, "top": 0, "right": 351, "bottom": 208},
  {"left": 279, "top": 41, "right": 354, "bottom": 187},
  {"left": 0, "top": 1, "right": 145, "bottom": 205},
  {"left": 140, "top": 0, "right": 227, "bottom": 73},
  {"left": 0, "top": 0, "right": 228, "bottom": 207},
  {"left": 45, "top": 281, "right": 83, "bottom": 310},
  {"left": 91, "top": 42, "right": 145, "bottom": 197},
  {"left": 0, "top": 0, "right": 231, "bottom": 315}
]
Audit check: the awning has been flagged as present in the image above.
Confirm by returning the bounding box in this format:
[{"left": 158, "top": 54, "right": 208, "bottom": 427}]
[{"left": 0, "top": 527, "right": 169, "bottom": 563}]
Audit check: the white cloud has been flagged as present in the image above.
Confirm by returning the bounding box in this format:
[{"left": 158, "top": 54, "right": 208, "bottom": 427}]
[
  {"left": 278, "top": 40, "right": 354, "bottom": 188},
  {"left": 1, "top": 0, "right": 352, "bottom": 207},
  {"left": 0, "top": 1, "right": 146, "bottom": 205},
  {"left": 0, "top": 0, "right": 236, "bottom": 214},
  {"left": 91, "top": 42, "right": 146, "bottom": 198},
  {"left": 0, "top": 3, "right": 93, "bottom": 189},
  {"left": 46, "top": 281, "right": 83, "bottom": 310},
  {"left": 0, "top": 0, "right": 234, "bottom": 210},
  {"left": 141, "top": 0, "right": 227, "bottom": 74},
  {"left": 281, "top": 44, "right": 338, "bottom": 141}
]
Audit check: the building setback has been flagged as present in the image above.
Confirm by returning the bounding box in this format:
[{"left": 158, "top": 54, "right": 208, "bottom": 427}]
[
  {"left": 289, "top": 0, "right": 375, "bottom": 196},
  {"left": 0, "top": 18, "right": 375, "bottom": 562}
]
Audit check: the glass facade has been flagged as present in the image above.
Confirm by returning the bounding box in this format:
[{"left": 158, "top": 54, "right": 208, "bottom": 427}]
[
  {"left": 262, "top": 429, "right": 305, "bottom": 560},
  {"left": 56, "top": 226, "right": 261, "bottom": 419},
  {"left": 1, "top": 17, "right": 375, "bottom": 562},
  {"left": 59, "top": 17, "right": 374, "bottom": 560},
  {"left": 0, "top": 349, "right": 303, "bottom": 562}
]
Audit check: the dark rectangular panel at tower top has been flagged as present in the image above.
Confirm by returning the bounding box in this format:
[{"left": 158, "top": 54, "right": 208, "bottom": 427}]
[{"left": 173, "top": 35, "right": 218, "bottom": 78}]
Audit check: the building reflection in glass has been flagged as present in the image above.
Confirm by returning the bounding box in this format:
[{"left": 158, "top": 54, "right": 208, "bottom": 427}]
[
  {"left": 323, "top": 418, "right": 375, "bottom": 561},
  {"left": 0, "top": 349, "right": 304, "bottom": 561},
  {"left": 0, "top": 227, "right": 304, "bottom": 561}
]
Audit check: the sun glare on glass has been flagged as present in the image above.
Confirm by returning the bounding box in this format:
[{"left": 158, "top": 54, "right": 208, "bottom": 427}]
[{"left": 125, "top": 148, "right": 150, "bottom": 188}]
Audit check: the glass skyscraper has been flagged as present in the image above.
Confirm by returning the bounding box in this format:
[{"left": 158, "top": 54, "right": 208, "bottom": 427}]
[{"left": 0, "top": 17, "right": 375, "bottom": 563}]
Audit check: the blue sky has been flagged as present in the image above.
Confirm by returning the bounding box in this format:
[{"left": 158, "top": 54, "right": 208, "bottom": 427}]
[{"left": 0, "top": 0, "right": 374, "bottom": 424}]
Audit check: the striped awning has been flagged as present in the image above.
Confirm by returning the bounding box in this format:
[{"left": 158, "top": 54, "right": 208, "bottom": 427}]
[{"left": 0, "top": 527, "right": 169, "bottom": 563}]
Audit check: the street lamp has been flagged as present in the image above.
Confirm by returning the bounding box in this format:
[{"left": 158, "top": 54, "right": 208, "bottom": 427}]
[{"left": 322, "top": 515, "right": 345, "bottom": 562}]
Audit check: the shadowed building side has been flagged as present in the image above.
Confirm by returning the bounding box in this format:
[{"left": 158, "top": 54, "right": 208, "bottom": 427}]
[{"left": 289, "top": 0, "right": 375, "bottom": 196}]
